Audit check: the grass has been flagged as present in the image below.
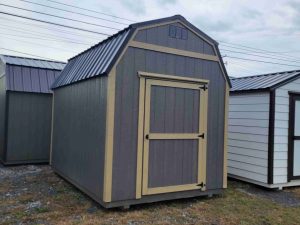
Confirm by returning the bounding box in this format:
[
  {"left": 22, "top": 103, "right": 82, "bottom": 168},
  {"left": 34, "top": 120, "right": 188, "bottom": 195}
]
[{"left": 1, "top": 166, "right": 300, "bottom": 225}]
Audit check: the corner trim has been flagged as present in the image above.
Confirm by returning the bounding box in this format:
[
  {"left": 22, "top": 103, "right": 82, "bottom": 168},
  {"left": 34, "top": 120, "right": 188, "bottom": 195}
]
[
  {"left": 223, "top": 83, "right": 229, "bottom": 188},
  {"left": 49, "top": 92, "right": 55, "bottom": 165},
  {"left": 103, "top": 68, "right": 116, "bottom": 203},
  {"left": 267, "top": 90, "right": 275, "bottom": 184}
]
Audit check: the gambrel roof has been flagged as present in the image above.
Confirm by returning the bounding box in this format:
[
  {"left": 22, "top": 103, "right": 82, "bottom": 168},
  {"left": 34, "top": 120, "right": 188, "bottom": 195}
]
[{"left": 52, "top": 15, "right": 231, "bottom": 89}]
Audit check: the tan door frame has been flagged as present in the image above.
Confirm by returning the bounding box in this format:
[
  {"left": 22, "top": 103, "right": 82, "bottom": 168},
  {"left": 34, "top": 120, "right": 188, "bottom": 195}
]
[{"left": 136, "top": 71, "right": 208, "bottom": 198}]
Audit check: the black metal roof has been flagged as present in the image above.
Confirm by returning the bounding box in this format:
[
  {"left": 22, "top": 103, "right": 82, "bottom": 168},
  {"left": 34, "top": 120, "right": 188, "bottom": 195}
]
[
  {"left": 0, "top": 55, "right": 65, "bottom": 70},
  {"left": 230, "top": 70, "right": 300, "bottom": 92},
  {"left": 52, "top": 15, "right": 231, "bottom": 89}
]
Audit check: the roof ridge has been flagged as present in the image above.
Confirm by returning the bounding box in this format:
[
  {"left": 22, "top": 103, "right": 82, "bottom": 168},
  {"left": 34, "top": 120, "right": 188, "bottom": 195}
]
[
  {"left": 231, "top": 69, "right": 300, "bottom": 80},
  {"left": 1, "top": 54, "right": 66, "bottom": 64}
]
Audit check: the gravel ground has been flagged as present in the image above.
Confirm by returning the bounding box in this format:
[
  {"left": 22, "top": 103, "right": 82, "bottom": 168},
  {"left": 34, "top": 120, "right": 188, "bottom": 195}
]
[{"left": 1, "top": 165, "right": 300, "bottom": 225}]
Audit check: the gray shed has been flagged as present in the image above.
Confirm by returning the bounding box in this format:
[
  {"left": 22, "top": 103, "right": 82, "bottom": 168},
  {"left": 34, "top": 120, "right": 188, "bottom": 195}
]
[
  {"left": 0, "top": 55, "right": 65, "bottom": 165},
  {"left": 228, "top": 70, "right": 300, "bottom": 189},
  {"left": 51, "top": 15, "right": 231, "bottom": 208}
]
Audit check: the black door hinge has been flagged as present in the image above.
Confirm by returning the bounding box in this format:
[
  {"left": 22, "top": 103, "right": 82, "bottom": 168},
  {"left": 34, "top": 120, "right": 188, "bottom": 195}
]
[
  {"left": 200, "top": 85, "right": 208, "bottom": 91},
  {"left": 198, "top": 133, "right": 205, "bottom": 139},
  {"left": 197, "top": 182, "right": 206, "bottom": 188}
]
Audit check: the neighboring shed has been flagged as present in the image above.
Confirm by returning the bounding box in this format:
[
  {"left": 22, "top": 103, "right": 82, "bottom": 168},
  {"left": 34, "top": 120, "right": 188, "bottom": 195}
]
[
  {"left": 229, "top": 70, "right": 300, "bottom": 189},
  {"left": 51, "top": 15, "right": 231, "bottom": 208},
  {"left": 0, "top": 55, "right": 65, "bottom": 165}
]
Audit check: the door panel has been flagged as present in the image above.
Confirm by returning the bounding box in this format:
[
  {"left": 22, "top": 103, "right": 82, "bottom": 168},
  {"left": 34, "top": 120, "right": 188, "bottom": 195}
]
[
  {"left": 148, "top": 139, "right": 198, "bottom": 188},
  {"left": 295, "top": 101, "right": 300, "bottom": 136},
  {"left": 289, "top": 95, "right": 300, "bottom": 179},
  {"left": 142, "top": 79, "right": 208, "bottom": 195},
  {"left": 293, "top": 141, "right": 300, "bottom": 176},
  {"left": 150, "top": 86, "right": 200, "bottom": 133}
]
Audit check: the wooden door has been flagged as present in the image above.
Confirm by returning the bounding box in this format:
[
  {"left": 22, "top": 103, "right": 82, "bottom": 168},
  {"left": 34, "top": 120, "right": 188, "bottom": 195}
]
[{"left": 141, "top": 78, "right": 208, "bottom": 195}]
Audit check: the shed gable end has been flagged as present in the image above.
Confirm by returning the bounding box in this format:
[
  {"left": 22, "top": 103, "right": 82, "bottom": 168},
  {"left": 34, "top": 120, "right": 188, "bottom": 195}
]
[{"left": 134, "top": 22, "right": 216, "bottom": 56}]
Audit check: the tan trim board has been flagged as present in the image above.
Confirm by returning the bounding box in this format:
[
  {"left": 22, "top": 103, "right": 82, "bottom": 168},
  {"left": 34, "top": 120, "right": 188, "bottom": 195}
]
[
  {"left": 142, "top": 80, "right": 152, "bottom": 195},
  {"left": 136, "top": 77, "right": 146, "bottom": 199},
  {"left": 129, "top": 41, "right": 219, "bottom": 62},
  {"left": 138, "top": 71, "right": 209, "bottom": 84},
  {"left": 223, "top": 83, "right": 229, "bottom": 188},
  {"left": 103, "top": 68, "right": 116, "bottom": 203},
  {"left": 49, "top": 92, "right": 55, "bottom": 165},
  {"left": 148, "top": 133, "right": 200, "bottom": 140},
  {"left": 146, "top": 79, "right": 204, "bottom": 90},
  {"left": 198, "top": 87, "right": 208, "bottom": 190},
  {"left": 145, "top": 183, "right": 201, "bottom": 195}
]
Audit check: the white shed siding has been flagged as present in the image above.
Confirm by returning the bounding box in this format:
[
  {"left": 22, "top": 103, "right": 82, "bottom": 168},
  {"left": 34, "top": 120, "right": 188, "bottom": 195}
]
[
  {"left": 274, "top": 77, "right": 300, "bottom": 184},
  {"left": 228, "top": 93, "right": 270, "bottom": 183}
]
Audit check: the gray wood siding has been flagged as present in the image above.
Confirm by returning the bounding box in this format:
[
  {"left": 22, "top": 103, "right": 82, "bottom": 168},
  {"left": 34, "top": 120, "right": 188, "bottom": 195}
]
[
  {"left": 51, "top": 77, "right": 107, "bottom": 202},
  {"left": 113, "top": 47, "right": 226, "bottom": 201},
  {"left": 134, "top": 22, "right": 215, "bottom": 55},
  {"left": 274, "top": 78, "right": 300, "bottom": 184},
  {"left": 0, "top": 76, "right": 6, "bottom": 161},
  {"left": 6, "top": 92, "right": 52, "bottom": 163},
  {"left": 228, "top": 93, "right": 270, "bottom": 183}
]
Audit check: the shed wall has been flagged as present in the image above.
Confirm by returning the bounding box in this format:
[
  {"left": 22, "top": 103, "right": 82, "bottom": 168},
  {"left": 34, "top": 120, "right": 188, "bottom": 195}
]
[
  {"left": 274, "top": 77, "right": 300, "bottom": 184},
  {"left": 228, "top": 93, "right": 270, "bottom": 183},
  {"left": 5, "top": 92, "right": 52, "bottom": 163},
  {"left": 112, "top": 45, "right": 226, "bottom": 200},
  {"left": 51, "top": 77, "right": 107, "bottom": 202},
  {"left": 134, "top": 22, "right": 215, "bottom": 55},
  {"left": 0, "top": 76, "right": 6, "bottom": 161}
]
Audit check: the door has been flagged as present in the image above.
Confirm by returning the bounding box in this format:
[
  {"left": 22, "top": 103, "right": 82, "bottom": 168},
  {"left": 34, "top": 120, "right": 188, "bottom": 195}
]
[
  {"left": 141, "top": 78, "right": 208, "bottom": 195},
  {"left": 289, "top": 94, "right": 300, "bottom": 180}
]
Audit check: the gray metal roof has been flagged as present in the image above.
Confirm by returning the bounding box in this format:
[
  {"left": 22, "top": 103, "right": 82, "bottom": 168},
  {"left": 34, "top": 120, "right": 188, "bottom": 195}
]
[
  {"left": 230, "top": 70, "right": 300, "bottom": 92},
  {"left": 0, "top": 55, "right": 65, "bottom": 70},
  {"left": 52, "top": 28, "right": 131, "bottom": 88},
  {"left": 52, "top": 15, "right": 231, "bottom": 89}
]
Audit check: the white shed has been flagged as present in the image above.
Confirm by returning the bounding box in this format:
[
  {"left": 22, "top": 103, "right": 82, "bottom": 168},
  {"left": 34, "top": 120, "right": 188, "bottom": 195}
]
[{"left": 228, "top": 70, "right": 300, "bottom": 189}]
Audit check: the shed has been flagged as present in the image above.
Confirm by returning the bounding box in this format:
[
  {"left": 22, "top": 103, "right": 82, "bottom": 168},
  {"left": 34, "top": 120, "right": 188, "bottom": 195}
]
[
  {"left": 0, "top": 55, "right": 65, "bottom": 165},
  {"left": 51, "top": 15, "right": 231, "bottom": 208},
  {"left": 228, "top": 70, "right": 300, "bottom": 189}
]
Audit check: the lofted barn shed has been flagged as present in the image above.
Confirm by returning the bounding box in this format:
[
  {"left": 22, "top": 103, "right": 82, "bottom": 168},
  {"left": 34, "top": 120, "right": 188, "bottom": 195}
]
[
  {"left": 51, "top": 15, "right": 231, "bottom": 208},
  {"left": 229, "top": 70, "right": 300, "bottom": 189},
  {"left": 0, "top": 55, "right": 65, "bottom": 165}
]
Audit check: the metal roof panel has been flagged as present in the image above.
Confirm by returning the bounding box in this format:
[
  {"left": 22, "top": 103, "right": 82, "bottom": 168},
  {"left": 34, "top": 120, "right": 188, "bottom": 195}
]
[{"left": 231, "top": 70, "right": 300, "bottom": 92}]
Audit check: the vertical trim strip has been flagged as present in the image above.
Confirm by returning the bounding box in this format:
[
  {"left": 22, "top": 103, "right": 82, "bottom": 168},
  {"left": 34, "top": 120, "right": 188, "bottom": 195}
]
[
  {"left": 49, "top": 92, "right": 55, "bottom": 165},
  {"left": 103, "top": 68, "right": 116, "bottom": 202},
  {"left": 3, "top": 91, "right": 9, "bottom": 162},
  {"left": 199, "top": 86, "right": 208, "bottom": 190},
  {"left": 268, "top": 90, "right": 275, "bottom": 184},
  {"left": 142, "top": 80, "right": 151, "bottom": 195},
  {"left": 136, "top": 76, "right": 146, "bottom": 199},
  {"left": 223, "top": 83, "right": 229, "bottom": 188}
]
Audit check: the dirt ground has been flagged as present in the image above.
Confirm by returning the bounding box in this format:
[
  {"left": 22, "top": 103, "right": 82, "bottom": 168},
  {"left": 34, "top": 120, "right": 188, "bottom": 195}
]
[{"left": 1, "top": 165, "right": 300, "bottom": 225}]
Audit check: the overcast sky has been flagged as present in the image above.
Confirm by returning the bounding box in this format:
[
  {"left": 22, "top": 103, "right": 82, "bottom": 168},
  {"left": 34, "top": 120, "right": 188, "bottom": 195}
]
[{"left": 0, "top": 0, "right": 299, "bottom": 77}]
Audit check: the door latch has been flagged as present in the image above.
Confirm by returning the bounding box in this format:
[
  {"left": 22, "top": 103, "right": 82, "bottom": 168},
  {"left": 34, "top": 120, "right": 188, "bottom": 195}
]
[
  {"left": 197, "top": 182, "right": 206, "bottom": 188},
  {"left": 145, "top": 134, "right": 149, "bottom": 140},
  {"left": 198, "top": 133, "right": 205, "bottom": 139}
]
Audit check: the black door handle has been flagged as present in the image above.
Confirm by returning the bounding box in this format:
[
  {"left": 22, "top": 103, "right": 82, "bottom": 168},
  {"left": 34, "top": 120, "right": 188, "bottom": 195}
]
[{"left": 145, "top": 134, "right": 149, "bottom": 139}]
